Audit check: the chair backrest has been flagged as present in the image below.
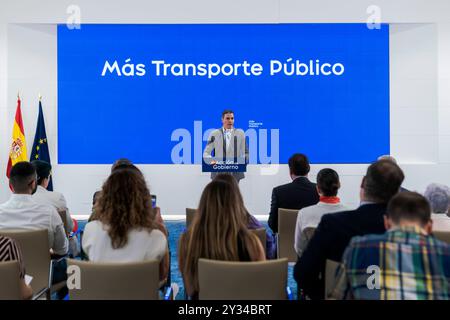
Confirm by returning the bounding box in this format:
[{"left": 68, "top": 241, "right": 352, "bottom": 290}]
[
  {"left": 277, "top": 208, "right": 299, "bottom": 262},
  {"left": 325, "top": 259, "right": 341, "bottom": 299},
  {"left": 434, "top": 231, "right": 450, "bottom": 244},
  {"left": 186, "top": 208, "right": 197, "bottom": 229},
  {"left": 198, "top": 258, "right": 288, "bottom": 300},
  {"left": 67, "top": 259, "right": 160, "bottom": 300},
  {"left": 0, "top": 261, "right": 21, "bottom": 299},
  {"left": 0, "top": 229, "right": 50, "bottom": 294},
  {"left": 57, "top": 209, "right": 70, "bottom": 235},
  {"left": 250, "top": 228, "right": 266, "bottom": 249}
]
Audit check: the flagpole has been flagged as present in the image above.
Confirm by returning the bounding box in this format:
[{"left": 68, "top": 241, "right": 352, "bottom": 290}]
[{"left": 39, "top": 93, "right": 42, "bottom": 101}]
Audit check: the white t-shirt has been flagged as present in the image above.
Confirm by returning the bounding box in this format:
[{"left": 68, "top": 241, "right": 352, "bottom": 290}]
[{"left": 82, "top": 220, "right": 167, "bottom": 262}]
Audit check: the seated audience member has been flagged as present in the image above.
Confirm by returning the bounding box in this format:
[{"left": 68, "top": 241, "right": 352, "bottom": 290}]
[
  {"left": 378, "top": 155, "right": 409, "bottom": 192},
  {"left": 82, "top": 168, "right": 169, "bottom": 282},
  {"left": 334, "top": 192, "right": 450, "bottom": 300},
  {"left": 214, "top": 173, "right": 276, "bottom": 259},
  {"left": 108, "top": 158, "right": 171, "bottom": 284},
  {"left": 424, "top": 183, "right": 450, "bottom": 231},
  {"left": 108, "top": 158, "right": 168, "bottom": 236},
  {"left": 0, "top": 236, "right": 33, "bottom": 299},
  {"left": 294, "top": 159, "right": 404, "bottom": 299},
  {"left": 31, "top": 160, "right": 74, "bottom": 233},
  {"left": 0, "top": 162, "right": 68, "bottom": 256},
  {"left": 0, "top": 162, "right": 68, "bottom": 296},
  {"left": 268, "top": 153, "right": 319, "bottom": 233},
  {"left": 294, "top": 168, "right": 348, "bottom": 257},
  {"left": 178, "top": 180, "right": 266, "bottom": 299}
]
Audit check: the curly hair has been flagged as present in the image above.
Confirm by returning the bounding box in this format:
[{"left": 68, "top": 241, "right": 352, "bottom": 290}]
[{"left": 94, "top": 168, "right": 156, "bottom": 249}]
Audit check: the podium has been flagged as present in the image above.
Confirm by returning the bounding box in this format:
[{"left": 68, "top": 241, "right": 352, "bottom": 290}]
[{"left": 202, "top": 157, "right": 247, "bottom": 173}]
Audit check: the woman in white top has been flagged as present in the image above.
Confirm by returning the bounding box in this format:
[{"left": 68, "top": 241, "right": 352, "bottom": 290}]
[
  {"left": 294, "top": 168, "right": 348, "bottom": 257},
  {"left": 82, "top": 167, "right": 169, "bottom": 281},
  {"left": 424, "top": 183, "right": 450, "bottom": 232}
]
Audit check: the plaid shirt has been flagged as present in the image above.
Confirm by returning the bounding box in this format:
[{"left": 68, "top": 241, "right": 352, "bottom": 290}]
[{"left": 334, "top": 226, "right": 450, "bottom": 300}]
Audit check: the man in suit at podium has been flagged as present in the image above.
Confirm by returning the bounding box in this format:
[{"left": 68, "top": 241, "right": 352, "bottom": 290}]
[{"left": 203, "top": 110, "right": 248, "bottom": 183}]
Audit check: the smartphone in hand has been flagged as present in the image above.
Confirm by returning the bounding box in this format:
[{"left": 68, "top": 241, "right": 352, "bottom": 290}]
[{"left": 151, "top": 194, "right": 157, "bottom": 208}]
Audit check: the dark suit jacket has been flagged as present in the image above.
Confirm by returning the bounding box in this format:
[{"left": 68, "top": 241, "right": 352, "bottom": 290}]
[
  {"left": 294, "top": 203, "right": 387, "bottom": 300},
  {"left": 268, "top": 177, "right": 319, "bottom": 233}
]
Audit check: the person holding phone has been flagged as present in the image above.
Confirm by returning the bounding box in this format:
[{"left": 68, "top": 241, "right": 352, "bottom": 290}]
[{"left": 82, "top": 168, "right": 169, "bottom": 283}]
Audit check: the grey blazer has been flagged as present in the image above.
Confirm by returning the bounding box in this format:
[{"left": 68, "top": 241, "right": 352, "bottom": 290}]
[{"left": 203, "top": 128, "right": 248, "bottom": 181}]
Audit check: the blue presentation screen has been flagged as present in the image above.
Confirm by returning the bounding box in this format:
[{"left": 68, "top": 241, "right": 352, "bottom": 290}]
[{"left": 57, "top": 24, "right": 389, "bottom": 164}]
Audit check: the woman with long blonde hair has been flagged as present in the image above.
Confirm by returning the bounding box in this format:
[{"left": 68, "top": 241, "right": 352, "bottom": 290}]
[
  {"left": 178, "top": 180, "right": 265, "bottom": 298},
  {"left": 82, "top": 168, "right": 169, "bottom": 281}
]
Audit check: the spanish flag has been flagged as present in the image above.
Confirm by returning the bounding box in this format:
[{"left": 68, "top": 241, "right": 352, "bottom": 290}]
[{"left": 6, "top": 97, "right": 28, "bottom": 178}]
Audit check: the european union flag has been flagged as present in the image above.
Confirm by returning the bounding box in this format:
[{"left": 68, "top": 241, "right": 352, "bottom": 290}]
[{"left": 30, "top": 100, "right": 53, "bottom": 190}]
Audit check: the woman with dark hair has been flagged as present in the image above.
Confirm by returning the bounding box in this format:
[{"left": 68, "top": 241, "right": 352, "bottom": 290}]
[
  {"left": 294, "top": 168, "right": 348, "bottom": 257},
  {"left": 213, "top": 173, "right": 276, "bottom": 259},
  {"left": 82, "top": 168, "right": 169, "bottom": 281},
  {"left": 178, "top": 180, "right": 265, "bottom": 299}
]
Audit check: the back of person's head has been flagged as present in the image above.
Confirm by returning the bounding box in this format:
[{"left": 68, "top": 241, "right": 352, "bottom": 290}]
[
  {"left": 31, "top": 160, "right": 51, "bottom": 186},
  {"left": 194, "top": 180, "right": 249, "bottom": 247},
  {"left": 386, "top": 192, "right": 431, "bottom": 227},
  {"left": 111, "top": 158, "right": 133, "bottom": 173},
  {"left": 181, "top": 180, "right": 260, "bottom": 293},
  {"left": 95, "top": 168, "right": 155, "bottom": 249},
  {"left": 424, "top": 183, "right": 450, "bottom": 214},
  {"left": 213, "top": 173, "right": 250, "bottom": 220},
  {"left": 317, "top": 168, "right": 340, "bottom": 197},
  {"left": 377, "top": 154, "right": 397, "bottom": 164},
  {"left": 9, "top": 161, "right": 37, "bottom": 194},
  {"left": 213, "top": 173, "right": 242, "bottom": 202},
  {"left": 363, "top": 160, "right": 405, "bottom": 203},
  {"left": 288, "top": 153, "right": 310, "bottom": 177}
]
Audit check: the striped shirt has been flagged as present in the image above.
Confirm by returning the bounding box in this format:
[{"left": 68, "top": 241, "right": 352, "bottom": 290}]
[
  {"left": 0, "top": 236, "right": 25, "bottom": 278},
  {"left": 337, "top": 226, "right": 450, "bottom": 300}
]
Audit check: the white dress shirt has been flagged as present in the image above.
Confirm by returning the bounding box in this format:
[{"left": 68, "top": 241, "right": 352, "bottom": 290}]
[
  {"left": 0, "top": 194, "right": 68, "bottom": 255},
  {"left": 82, "top": 220, "right": 167, "bottom": 262},
  {"left": 223, "top": 128, "right": 233, "bottom": 150},
  {"left": 33, "top": 185, "right": 73, "bottom": 232},
  {"left": 294, "top": 201, "right": 348, "bottom": 256}
]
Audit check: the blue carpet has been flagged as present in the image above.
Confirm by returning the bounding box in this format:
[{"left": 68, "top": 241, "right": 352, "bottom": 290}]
[{"left": 77, "top": 220, "right": 297, "bottom": 299}]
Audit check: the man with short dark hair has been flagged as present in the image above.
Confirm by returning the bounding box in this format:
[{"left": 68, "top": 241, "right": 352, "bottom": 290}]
[
  {"left": 334, "top": 192, "right": 450, "bottom": 300},
  {"left": 31, "top": 160, "right": 73, "bottom": 233},
  {"left": 203, "top": 110, "right": 248, "bottom": 183},
  {"left": 295, "top": 159, "right": 405, "bottom": 299},
  {"left": 0, "top": 161, "right": 68, "bottom": 256},
  {"left": 267, "top": 153, "right": 319, "bottom": 233}
]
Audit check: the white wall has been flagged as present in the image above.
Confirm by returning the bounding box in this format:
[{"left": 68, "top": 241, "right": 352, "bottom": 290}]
[{"left": 1, "top": 0, "right": 450, "bottom": 217}]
